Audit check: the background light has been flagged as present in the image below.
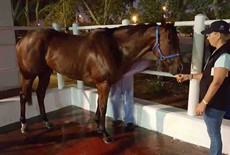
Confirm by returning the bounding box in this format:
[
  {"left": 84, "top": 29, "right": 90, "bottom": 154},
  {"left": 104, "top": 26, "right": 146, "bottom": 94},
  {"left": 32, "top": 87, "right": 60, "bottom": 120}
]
[{"left": 132, "top": 15, "right": 137, "bottom": 24}]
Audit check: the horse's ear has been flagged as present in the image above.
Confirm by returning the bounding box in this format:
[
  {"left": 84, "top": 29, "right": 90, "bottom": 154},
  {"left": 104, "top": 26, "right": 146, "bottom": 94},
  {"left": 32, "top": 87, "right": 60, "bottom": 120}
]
[
  {"left": 160, "top": 17, "right": 166, "bottom": 27},
  {"left": 170, "top": 18, "right": 175, "bottom": 25}
]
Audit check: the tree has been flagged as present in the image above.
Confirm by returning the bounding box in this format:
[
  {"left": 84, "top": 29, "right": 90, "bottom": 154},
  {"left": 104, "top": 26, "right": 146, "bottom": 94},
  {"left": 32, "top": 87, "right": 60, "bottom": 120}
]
[
  {"left": 11, "top": 0, "right": 31, "bottom": 25},
  {"left": 11, "top": 0, "right": 58, "bottom": 26},
  {"left": 181, "top": 0, "right": 230, "bottom": 20},
  {"left": 79, "top": 0, "right": 133, "bottom": 25},
  {"left": 138, "top": 0, "right": 163, "bottom": 23},
  {"left": 40, "top": 0, "right": 77, "bottom": 27},
  {"left": 137, "top": 0, "right": 230, "bottom": 34},
  {"left": 11, "top": 0, "right": 229, "bottom": 27},
  {"left": 11, "top": 0, "right": 24, "bottom": 25},
  {"left": 213, "top": 0, "right": 230, "bottom": 19},
  {"left": 36, "top": 0, "right": 135, "bottom": 26}
]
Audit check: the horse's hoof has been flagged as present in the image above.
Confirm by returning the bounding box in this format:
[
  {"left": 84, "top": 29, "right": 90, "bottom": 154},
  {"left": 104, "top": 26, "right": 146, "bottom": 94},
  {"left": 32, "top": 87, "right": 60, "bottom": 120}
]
[
  {"left": 96, "top": 128, "right": 103, "bottom": 134},
  {"left": 21, "top": 128, "right": 28, "bottom": 134},
  {"left": 27, "top": 101, "right": 32, "bottom": 105},
  {"left": 21, "top": 123, "right": 28, "bottom": 134},
  {"left": 103, "top": 136, "right": 114, "bottom": 144},
  {"left": 45, "top": 122, "right": 54, "bottom": 129}
]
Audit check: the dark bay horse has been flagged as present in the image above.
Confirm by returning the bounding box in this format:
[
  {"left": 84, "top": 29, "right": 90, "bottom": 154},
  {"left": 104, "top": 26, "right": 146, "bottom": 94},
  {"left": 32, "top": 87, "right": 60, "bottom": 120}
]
[{"left": 16, "top": 22, "right": 183, "bottom": 143}]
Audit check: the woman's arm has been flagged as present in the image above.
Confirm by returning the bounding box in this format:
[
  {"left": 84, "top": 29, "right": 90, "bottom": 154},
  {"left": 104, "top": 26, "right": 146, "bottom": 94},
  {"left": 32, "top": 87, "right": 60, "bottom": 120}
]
[
  {"left": 175, "top": 73, "right": 203, "bottom": 83},
  {"left": 195, "top": 67, "right": 229, "bottom": 115},
  {"left": 202, "top": 67, "right": 228, "bottom": 103},
  {"left": 192, "top": 73, "right": 203, "bottom": 80}
]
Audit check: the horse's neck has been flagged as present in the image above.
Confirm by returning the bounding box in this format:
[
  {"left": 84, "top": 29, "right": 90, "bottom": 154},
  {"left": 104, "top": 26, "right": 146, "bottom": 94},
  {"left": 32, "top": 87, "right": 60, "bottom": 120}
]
[
  {"left": 114, "top": 31, "right": 153, "bottom": 62},
  {"left": 120, "top": 40, "right": 152, "bottom": 64}
]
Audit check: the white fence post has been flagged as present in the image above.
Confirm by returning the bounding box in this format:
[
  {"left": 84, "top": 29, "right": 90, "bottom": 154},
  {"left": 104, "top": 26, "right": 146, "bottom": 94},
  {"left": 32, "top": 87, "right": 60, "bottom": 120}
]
[
  {"left": 187, "top": 14, "right": 206, "bottom": 116},
  {"left": 72, "top": 23, "right": 84, "bottom": 89},
  {"left": 52, "top": 23, "right": 65, "bottom": 89},
  {"left": 122, "top": 19, "right": 130, "bottom": 25}
]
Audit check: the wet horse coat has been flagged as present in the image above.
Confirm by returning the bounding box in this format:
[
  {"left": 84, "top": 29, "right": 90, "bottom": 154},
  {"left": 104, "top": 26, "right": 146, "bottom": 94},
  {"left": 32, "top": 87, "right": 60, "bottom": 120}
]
[{"left": 16, "top": 23, "right": 183, "bottom": 143}]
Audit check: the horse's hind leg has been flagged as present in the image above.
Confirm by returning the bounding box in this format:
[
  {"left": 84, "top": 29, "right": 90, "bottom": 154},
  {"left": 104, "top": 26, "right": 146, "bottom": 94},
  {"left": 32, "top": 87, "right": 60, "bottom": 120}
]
[
  {"left": 20, "top": 77, "right": 35, "bottom": 133},
  {"left": 36, "top": 69, "right": 53, "bottom": 129}
]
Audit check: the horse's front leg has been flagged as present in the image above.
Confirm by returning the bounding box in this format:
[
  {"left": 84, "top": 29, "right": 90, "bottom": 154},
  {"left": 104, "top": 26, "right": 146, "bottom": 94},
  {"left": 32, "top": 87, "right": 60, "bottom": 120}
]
[
  {"left": 36, "top": 92, "right": 54, "bottom": 129},
  {"left": 94, "top": 101, "right": 101, "bottom": 133},
  {"left": 96, "top": 81, "right": 113, "bottom": 143}
]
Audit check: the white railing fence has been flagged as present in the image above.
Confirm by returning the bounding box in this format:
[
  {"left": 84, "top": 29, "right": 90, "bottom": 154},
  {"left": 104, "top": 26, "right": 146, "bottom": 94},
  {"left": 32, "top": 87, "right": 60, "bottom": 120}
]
[
  {"left": 1, "top": 14, "right": 230, "bottom": 116},
  {"left": 63, "top": 14, "right": 230, "bottom": 116}
]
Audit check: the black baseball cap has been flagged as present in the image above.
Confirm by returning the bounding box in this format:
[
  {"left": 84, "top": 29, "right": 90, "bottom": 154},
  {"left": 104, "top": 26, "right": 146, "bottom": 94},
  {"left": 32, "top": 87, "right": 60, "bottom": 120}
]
[{"left": 201, "top": 20, "right": 230, "bottom": 34}]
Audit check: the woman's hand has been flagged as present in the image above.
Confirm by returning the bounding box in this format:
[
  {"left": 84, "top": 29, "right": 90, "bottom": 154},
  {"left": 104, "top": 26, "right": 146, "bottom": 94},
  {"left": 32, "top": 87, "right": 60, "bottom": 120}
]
[
  {"left": 195, "top": 102, "right": 207, "bottom": 115},
  {"left": 175, "top": 74, "right": 190, "bottom": 83}
]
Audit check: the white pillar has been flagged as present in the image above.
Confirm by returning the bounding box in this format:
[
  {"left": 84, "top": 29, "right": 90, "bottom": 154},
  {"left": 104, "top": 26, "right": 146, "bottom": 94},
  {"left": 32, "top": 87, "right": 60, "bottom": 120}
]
[
  {"left": 52, "top": 23, "right": 65, "bottom": 89},
  {"left": 187, "top": 14, "right": 206, "bottom": 116},
  {"left": 122, "top": 19, "right": 130, "bottom": 25},
  {"left": 72, "top": 23, "right": 79, "bottom": 35},
  {"left": 0, "top": 0, "right": 20, "bottom": 91},
  {"left": 72, "top": 23, "right": 84, "bottom": 89}
]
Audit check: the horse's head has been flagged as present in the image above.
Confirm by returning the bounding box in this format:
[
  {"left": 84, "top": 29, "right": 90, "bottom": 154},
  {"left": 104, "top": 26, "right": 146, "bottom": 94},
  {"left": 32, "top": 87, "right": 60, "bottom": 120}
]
[
  {"left": 151, "top": 22, "right": 183, "bottom": 75},
  {"left": 111, "top": 23, "right": 183, "bottom": 76}
]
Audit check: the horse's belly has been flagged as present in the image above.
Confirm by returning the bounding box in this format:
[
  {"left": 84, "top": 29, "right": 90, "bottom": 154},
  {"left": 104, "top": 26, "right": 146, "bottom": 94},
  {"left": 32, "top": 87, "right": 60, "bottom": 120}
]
[
  {"left": 45, "top": 50, "right": 112, "bottom": 84},
  {"left": 49, "top": 63, "right": 93, "bottom": 82}
]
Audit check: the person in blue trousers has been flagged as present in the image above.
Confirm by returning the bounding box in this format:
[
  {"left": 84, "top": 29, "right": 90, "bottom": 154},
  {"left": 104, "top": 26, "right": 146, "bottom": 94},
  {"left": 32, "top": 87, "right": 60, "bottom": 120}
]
[
  {"left": 110, "top": 59, "right": 151, "bottom": 131},
  {"left": 176, "top": 20, "right": 230, "bottom": 155}
]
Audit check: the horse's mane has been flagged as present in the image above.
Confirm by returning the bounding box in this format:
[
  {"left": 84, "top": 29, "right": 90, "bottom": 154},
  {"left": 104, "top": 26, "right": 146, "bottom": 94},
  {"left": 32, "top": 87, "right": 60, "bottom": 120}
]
[
  {"left": 163, "top": 23, "right": 177, "bottom": 33},
  {"left": 96, "top": 23, "right": 157, "bottom": 36},
  {"left": 98, "top": 22, "right": 177, "bottom": 37}
]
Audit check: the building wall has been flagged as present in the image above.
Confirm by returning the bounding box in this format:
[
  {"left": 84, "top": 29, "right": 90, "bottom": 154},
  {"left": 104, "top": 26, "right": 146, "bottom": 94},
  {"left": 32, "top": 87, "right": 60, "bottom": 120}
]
[{"left": 0, "top": 0, "right": 20, "bottom": 91}]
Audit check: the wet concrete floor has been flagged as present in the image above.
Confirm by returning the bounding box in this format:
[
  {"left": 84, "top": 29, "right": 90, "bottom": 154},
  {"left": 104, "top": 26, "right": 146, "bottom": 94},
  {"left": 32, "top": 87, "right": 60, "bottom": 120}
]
[{"left": 0, "top": 106, "right": 213, "bottom": 155}]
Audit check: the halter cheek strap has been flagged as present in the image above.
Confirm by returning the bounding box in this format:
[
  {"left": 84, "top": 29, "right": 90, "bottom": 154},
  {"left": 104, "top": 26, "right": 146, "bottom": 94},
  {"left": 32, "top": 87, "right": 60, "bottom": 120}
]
[{"left": 151, "top": 25, "right": 180, "bottom": 61}]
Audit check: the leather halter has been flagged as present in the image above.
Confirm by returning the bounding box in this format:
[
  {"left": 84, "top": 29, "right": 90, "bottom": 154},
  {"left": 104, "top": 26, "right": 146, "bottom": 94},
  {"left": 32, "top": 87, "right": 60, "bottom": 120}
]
[{"left": 151, "top": 25, "right": 180, "bottom": 61}]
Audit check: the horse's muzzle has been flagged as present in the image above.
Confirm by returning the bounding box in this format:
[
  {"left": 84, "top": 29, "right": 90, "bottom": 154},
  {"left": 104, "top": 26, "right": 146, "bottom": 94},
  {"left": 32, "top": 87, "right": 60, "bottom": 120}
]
[{"left": 177, "top": 63, "right": 184, "bottom": 74}]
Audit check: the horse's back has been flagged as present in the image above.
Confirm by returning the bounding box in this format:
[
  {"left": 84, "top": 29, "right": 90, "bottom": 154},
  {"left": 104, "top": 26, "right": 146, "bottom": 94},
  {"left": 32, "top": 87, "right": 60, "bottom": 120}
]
[{"left": 16, "top": 27, "right": 126, "bottom": 83}]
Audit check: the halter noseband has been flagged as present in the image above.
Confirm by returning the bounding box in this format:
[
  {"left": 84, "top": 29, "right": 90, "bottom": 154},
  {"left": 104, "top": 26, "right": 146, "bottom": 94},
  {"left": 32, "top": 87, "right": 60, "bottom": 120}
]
[{"left": 151, "top": 25, "right": 180, "bottom": 61}]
